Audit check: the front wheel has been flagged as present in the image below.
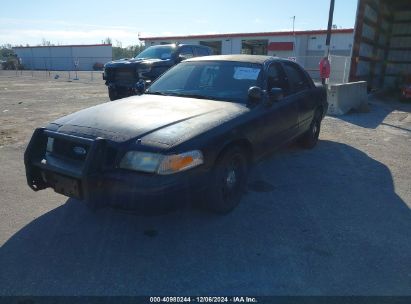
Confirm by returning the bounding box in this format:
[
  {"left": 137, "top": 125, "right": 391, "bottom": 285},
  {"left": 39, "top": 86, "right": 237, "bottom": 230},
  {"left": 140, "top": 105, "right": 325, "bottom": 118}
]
[
  {"left": 299, "top": 110, "right": 322, "bottom": 149},
  {"left": 108, "top": 87, "right": 119, "bottom": 101},
  {"left": 205, "top": 147, "right": 248, "bottom": 214}
]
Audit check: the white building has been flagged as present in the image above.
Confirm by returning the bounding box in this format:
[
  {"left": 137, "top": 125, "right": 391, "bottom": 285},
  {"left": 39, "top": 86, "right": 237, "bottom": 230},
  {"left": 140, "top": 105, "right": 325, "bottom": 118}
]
[
  {"left": 13, "top": 44, "right": 112, "bottom": 71},
  {"left": 141, "top": 29, "right": 354, "bottom": 58},
  {"left": 141, "top": 29, "right": 354, "bottom": 82}
]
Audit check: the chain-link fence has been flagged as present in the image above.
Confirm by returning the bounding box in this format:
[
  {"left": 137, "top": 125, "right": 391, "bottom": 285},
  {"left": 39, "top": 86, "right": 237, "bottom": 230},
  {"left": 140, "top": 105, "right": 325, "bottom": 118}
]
[
  {"left": 292, "top": 55, "right": 351, "bottom": 84},
  {"left": 0, "top": 56, "right": 110, "bottom": 83},
  {"left": 0, "top": 69, "right": 105, "bottom": 83},
  {"left": 0, "top": 55, "right": 351, "bottom": 85},
  {"left": 17, "top": 56, "right": 110, "bottom": 71}
]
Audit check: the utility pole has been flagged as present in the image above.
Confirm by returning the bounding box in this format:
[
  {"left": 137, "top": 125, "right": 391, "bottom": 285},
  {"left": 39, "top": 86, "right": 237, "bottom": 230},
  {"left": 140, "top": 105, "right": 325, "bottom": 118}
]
[
  {"left": 325, "top": 0, "right": 335, "bottom": 57},
  {"left": 320, "top": 0, "right": 335, "bottom": 85},
  {"left": 291, "top": 16, "right": 297, "bottom": 58},
  {"left": 292, "top": 16, "right": 295, "bottom": 33}
]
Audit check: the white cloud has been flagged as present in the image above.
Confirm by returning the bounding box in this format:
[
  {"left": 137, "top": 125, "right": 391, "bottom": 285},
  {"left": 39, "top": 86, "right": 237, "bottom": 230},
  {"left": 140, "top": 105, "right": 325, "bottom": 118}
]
[
  {"left": 0, "top": 19, "right": 147, "bottom": 47},
  {"left": 0, "top": 28, "right": 141, "bottom": 46}
]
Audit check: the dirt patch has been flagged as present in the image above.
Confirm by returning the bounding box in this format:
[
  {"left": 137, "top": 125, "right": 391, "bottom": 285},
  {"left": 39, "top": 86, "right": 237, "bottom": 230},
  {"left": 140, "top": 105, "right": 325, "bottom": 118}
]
[{"left": 0, "top": 77, "right": 109, "bottom": 148}]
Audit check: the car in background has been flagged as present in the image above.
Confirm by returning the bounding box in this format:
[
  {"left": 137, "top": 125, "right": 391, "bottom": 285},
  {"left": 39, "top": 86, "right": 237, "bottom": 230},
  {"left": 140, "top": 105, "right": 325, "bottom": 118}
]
[
  {"left": 93, "top": 62, "right": 104, "bottom": 71},
  {"left": 402, "top": 85, "right": 411, "bottom": 100},
  {"left": 25, "top": 55, "right": 327, "bottom": 215},
  {"left": 103, "top": 44, "right": 212, "bottom": 101}
]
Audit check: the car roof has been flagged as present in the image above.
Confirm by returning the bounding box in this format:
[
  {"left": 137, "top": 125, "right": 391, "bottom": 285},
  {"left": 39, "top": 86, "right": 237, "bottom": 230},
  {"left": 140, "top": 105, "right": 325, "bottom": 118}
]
[
  {"left": 178, "top": 44, "right": 209, "bottom": 48},
  {"left": 149, "top": 44, "right": 208, "bottom": 48},
  {"left": 185, "top": 54, "right": 283, "bottom": 64}
]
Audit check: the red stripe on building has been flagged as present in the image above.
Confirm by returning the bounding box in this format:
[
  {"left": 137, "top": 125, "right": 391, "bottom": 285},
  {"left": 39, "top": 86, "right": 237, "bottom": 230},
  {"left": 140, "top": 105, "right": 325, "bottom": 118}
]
[{"left": 268, "top": 42, "right": 294, "bottom": 51}]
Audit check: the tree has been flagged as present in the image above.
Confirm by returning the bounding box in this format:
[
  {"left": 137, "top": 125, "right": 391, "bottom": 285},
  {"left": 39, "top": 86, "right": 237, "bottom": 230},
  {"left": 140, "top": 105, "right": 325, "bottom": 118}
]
[
  {"left": 41, "top": 38, "right": 52, "bottom": 46},
  {"left": 103, "top": 37, "right": 112, "bottom": 45},
  {"left": 112, "top": 43, "right": 144, "bottom": 60},
  {"left": 0, "top": 44, "right": 15, "bottom": 60}
]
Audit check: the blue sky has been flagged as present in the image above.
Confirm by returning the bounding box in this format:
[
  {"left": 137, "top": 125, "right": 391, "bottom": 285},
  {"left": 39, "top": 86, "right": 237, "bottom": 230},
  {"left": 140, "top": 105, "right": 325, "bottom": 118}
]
[{"left": 0, "top": 0, "right": 358, "bottom": 47}]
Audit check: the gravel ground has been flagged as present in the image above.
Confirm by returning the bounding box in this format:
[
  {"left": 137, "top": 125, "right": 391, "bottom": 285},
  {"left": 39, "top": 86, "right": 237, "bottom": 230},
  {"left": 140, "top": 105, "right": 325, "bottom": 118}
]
[{"left": 0, "top": 76, "right": 410, "bottom": 296}]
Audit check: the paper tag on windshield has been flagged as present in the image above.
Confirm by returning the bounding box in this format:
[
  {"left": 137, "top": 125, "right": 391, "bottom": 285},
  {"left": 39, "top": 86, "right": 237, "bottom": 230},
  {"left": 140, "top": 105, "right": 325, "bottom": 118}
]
[{"left": 234, "top": 67, "right": 261, "bottom": 80}]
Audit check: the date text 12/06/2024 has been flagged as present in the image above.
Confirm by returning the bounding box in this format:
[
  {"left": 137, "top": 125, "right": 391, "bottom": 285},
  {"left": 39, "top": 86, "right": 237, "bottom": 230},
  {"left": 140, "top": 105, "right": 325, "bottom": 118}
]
[{"left": 149, "top": 297, "right": 258, "bottom": 303}]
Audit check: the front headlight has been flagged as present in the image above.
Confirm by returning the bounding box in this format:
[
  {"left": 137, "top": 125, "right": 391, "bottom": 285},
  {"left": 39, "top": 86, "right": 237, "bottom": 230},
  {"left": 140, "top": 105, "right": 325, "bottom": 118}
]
[
  {"left": 119, "top": 151, "right": 163, "bottom": 173},
  {"left": 119, "top": 150, "right": 204, "bottom": 175}
]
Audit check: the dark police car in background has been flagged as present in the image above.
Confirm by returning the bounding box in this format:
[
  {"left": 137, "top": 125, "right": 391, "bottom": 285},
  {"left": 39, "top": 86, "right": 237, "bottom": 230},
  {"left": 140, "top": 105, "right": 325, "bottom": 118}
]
[
  {"left": 25, "top": 55, "right": 327, "bottom": 214},
  {"left": 103, "top": 44, "right": 212, "bottom": 101}
]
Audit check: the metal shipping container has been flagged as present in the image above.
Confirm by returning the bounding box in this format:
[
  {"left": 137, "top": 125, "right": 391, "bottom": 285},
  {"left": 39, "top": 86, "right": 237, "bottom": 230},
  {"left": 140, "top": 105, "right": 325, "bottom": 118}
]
[{"left": 350, "top": 0, "right": 411, "bottom": 89}]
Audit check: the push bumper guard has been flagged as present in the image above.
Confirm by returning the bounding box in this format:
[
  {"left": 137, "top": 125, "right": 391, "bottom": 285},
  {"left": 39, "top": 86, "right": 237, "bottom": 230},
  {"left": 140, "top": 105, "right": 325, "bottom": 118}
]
[{"left": 24, "top": 128, "right": 107, "bottom": 204}]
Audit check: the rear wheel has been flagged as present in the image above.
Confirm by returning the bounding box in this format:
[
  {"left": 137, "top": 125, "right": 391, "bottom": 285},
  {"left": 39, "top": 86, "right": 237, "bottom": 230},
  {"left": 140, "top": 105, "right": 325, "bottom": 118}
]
[
  {"left": 299, "top": 110, "right": 322, "bottom": 149},
  {"left": 205, "top": 147, "right": 248, "bottom": 214}
]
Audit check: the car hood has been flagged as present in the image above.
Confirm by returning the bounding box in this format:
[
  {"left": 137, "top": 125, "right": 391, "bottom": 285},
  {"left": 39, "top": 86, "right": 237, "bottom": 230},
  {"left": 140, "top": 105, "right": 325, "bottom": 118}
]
[
  {"left": 48, "top": 95, "right": 249, "bottom": 147},
  {"left": 104, "top": 58, "right": 171, "bottom": 68}
]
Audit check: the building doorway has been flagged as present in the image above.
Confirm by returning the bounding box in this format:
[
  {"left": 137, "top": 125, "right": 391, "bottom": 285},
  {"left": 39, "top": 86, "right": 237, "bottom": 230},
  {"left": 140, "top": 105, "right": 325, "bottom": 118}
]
[{"left": 241, "top": 40, "right": 268, "bottom": 55}]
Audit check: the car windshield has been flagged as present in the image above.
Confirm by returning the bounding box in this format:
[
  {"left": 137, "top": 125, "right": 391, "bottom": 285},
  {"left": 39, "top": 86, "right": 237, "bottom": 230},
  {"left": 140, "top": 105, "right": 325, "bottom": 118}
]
[
  {"left": 147, "top": 61, "right": 263, "bottom": 103},
  {"left": 135, "top": 45, "right": 174, "bottom": 60}
]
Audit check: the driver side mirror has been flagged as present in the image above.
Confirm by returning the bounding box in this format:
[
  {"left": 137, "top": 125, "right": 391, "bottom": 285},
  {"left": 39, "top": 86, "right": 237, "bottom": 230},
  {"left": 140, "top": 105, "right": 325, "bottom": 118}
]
[
  {"left": 176, "top": 54, "right": 189, "bottom": 63},
  {"left": 269, "top": 87, "right": 284, "bottom": 102},
  {"left": 248, "top": 86, "right": 263, "bottom": 104}
]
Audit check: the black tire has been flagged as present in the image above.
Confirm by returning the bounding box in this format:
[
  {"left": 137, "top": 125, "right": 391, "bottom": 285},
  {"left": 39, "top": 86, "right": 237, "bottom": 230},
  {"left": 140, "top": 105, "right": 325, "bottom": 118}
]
[
  {"left": 205, "top": 147, "right": 248, "bottom": 214},
  {"left": 108, "top": 88, "right": 118, "bottom": 101},
  {"left": 299, "top": 110, "right": 322, "bottom": 149}
]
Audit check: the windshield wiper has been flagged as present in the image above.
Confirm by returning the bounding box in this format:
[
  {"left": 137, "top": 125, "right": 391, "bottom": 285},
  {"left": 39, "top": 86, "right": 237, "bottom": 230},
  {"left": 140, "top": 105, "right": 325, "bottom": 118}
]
[
  {"left": 170, "top": 93, "right": 222, "bottom": 101},
  {"left": 146, "top": 92, "right": 230, "bottom": 102},
  {"left": 145, "top": 91, "right": 172, "bottom": 96}
]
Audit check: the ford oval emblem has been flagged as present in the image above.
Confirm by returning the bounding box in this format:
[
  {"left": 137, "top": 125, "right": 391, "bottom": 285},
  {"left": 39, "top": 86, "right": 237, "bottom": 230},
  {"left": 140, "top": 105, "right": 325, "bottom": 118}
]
[{"left": 73, "top": 146, "right": 87, "bottom": 156}]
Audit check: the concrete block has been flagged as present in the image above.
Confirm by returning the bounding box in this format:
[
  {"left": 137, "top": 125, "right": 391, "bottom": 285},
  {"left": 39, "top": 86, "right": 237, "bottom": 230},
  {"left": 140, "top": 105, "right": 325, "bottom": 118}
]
[{"left": 327, "top": 81, "right": 368, "bottom": 115}]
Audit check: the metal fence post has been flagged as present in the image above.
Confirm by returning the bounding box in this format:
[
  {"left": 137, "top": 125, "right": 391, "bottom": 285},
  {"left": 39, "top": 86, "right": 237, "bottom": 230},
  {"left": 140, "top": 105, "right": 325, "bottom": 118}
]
[{"left": 343, "top": 57, "right": 349, "bottom": 84}]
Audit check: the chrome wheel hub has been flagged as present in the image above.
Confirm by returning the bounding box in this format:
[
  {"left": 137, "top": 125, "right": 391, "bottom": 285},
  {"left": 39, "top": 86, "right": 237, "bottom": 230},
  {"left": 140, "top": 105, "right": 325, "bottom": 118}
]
[{"left": 226, "top": 170, "right": 237, "bottom": 188}]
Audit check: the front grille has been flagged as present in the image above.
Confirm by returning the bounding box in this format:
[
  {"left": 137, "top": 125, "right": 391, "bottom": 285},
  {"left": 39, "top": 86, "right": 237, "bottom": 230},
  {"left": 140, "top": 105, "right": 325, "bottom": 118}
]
[
  {"left": 52, "top": 138, "right": 89, "bottom": 161},
  {"left": 114, "top": 69, "right": 137, "bottom": 82}
]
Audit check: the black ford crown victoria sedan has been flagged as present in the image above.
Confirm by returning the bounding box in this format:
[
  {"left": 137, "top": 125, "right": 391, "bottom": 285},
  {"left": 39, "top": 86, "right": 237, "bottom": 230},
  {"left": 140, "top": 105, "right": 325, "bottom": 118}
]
[{"left": 25, "top": 55, "right": 327, "bottom": 214}]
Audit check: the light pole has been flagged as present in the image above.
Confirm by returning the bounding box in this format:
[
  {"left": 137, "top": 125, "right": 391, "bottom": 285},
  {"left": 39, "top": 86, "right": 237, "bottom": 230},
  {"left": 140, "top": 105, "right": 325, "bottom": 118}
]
[
  {"left": 320, "top": 0, "right": 335, "bottom": 85},
  {"left": 291, "top": 16, "right": 297, "bottom": 58},
  {"left": 325, "top": 0, "right": 336, "bottom": 58}
]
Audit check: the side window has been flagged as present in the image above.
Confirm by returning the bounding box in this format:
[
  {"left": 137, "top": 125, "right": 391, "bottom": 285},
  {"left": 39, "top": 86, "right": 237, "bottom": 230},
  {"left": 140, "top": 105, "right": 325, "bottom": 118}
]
[
  {"left": 283, "top": 63, "right": 311, "bottom": 93},
  {"left": 179, "top": 46, "right": 194, "bottom": 59},
  {"left": 196, "top": 47, "right": 209, "bottom": 57},
  {"left": 267, "top": 63, "right": 290, "bottom": 95}
]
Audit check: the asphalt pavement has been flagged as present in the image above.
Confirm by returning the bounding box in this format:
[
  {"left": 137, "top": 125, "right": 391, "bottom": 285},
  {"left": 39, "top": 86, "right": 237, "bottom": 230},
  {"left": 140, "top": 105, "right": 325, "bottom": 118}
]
[{"left": 0, "top": 77, "right": 410, "bottom": 295}]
